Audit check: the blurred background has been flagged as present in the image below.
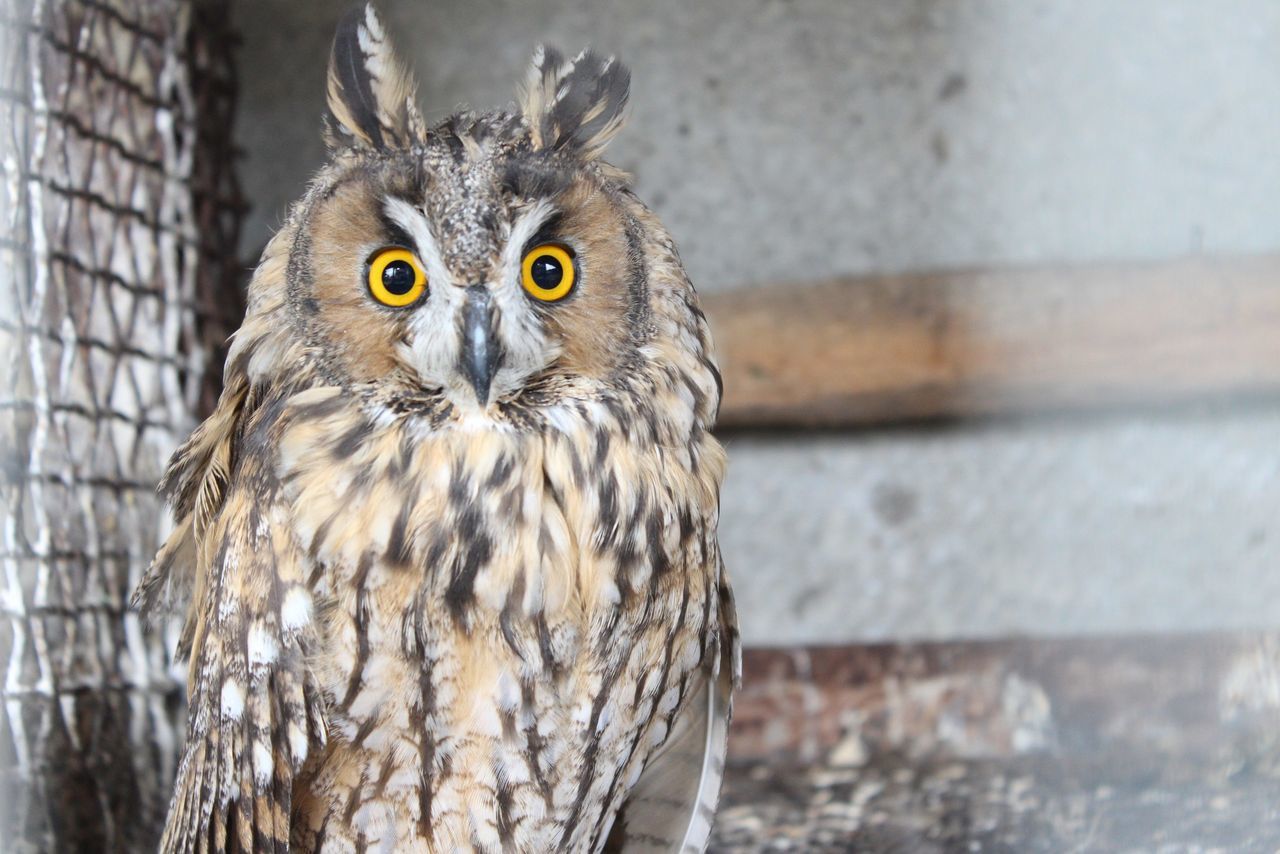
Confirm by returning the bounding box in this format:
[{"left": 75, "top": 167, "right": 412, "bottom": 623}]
[
  {"left": 2, "top": 0, "right": 1278, "bottom": 849},
  {"left": 236, "top": 0, "right": 1280, "bottom": 644}
]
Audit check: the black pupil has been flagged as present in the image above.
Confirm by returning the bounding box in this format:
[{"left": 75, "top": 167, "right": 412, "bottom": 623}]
[
  {"left": 530, "top": 255, "right": 564, "bottom": 289},
  {"left": 382, "top": 259, "right": 416, "bottom": 295}
]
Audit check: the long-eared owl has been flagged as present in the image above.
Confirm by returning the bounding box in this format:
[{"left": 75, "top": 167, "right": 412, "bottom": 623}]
[{"left": 135, "top": 3, "right": 738, "bottom": 852}]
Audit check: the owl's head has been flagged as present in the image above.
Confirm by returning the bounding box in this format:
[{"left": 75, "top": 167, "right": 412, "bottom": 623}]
[{"left": 236, "top": 3, "right": 717, "bottom": 432}]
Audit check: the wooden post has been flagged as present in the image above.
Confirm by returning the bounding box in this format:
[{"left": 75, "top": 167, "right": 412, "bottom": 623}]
[{"left": 706, "top": 256, "right": 1280, "bottom": 428}]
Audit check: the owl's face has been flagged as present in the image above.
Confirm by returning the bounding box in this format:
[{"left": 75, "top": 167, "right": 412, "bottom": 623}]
[
  {"left": 278, "top": 9, "right": 654, "bottom": 421},
  {"left": 296, "top": 130, "right": 636, "bottom": 411}
]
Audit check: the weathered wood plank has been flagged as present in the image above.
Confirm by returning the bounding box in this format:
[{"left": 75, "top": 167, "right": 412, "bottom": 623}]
[
  {"left": 715, "top": 634, "right": 1280, "bottom": 851},
  {"left": 728, "top": 634, "right": 1279, "bottom": 764},
  {"left": 704, "top": 255, "right": 1280, "bottom": 427}
]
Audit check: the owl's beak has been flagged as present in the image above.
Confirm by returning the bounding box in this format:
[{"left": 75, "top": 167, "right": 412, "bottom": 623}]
[{"left": 460, "top": 285, "right": 501, "bottom": 405}]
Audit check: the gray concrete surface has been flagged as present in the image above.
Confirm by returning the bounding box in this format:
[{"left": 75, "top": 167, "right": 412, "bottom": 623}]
[
  {"left": 723, "top": 404, "right": 1280, "bottom": 644},
  {"left": 231, "top": 0, "right": 1280, "bottom": 643}
]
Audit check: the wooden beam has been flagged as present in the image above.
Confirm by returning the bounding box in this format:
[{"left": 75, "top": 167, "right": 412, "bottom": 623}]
[{"left": 703, "top": 254, "right": 1280, "bottom": 428}]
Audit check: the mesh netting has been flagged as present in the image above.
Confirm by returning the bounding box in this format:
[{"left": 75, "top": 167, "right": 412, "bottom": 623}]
[{"left": 0, "top": 0, "right": 242, "bottom": 849}]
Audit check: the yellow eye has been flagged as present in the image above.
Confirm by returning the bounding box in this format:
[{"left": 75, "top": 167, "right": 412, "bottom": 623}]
[
  {"left": 367, "top": 247, "right": 426, "bottom": 307},
  {"left": 520, "top": 243, "right": 575, "bottom": 302}
]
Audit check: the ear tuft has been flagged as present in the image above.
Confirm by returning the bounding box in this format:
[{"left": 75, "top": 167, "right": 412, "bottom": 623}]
[
  {"left": 519, "top": 46, "right": 631, "bottom": 159},
  {"left": 325, "top": 3, "right": 424, "bottom": 151}
]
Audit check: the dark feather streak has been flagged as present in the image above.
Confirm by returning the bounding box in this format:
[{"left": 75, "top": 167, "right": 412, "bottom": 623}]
[{"left": 330, "top": 6, "right": 385, "bottom": 148}]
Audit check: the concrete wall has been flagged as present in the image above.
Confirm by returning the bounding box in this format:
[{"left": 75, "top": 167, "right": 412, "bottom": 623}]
[{"left": 232, "top": 0, "right": 1280, "bottom": 644}]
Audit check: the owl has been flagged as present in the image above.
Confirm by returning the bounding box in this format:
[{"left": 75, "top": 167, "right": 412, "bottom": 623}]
[{"left": 134, "top": 4, "right": 738, "bottom": 852}]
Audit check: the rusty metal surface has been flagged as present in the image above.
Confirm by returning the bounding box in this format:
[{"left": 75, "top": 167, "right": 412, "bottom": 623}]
[
  {"left": 714, "top": 634, "right": 1280, "bottom": 850},
  {"left": 0, "top": 0, "right": 242, "bottom": 849}
]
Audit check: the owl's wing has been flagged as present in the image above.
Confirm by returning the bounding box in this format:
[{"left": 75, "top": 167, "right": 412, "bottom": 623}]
[
  {"left": 140, "top": 384, "right": 327, "bottom": 853},
  {"left": 609, "top": 571, "right": 742, "bottom": 853}
]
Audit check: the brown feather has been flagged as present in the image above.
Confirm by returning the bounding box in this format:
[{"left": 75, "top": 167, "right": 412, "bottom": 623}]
[
  {"left": 325, "top": 3, "right": 424, "bottom": 150},
  {"left": 520, "top": 45, "right": 631, "bottom": 159}
]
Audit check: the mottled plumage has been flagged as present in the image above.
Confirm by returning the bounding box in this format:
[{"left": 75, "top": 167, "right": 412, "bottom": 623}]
[{"left": 136, "top": 5, "right": 737, "bottom": 851}]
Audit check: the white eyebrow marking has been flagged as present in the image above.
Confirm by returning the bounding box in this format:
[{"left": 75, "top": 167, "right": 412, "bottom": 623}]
[
  {"left": 384, "top": 197, "right": 453, "bottom": 288},
  {"left": 501, "top": 199, "right": 558, "bottom": 281}
]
